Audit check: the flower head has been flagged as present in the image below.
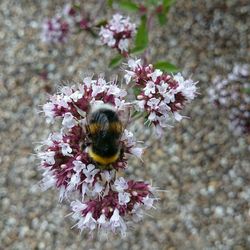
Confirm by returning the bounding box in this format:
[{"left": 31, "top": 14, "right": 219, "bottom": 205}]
[
  {"left": 99, "top": 14, "right": 136, "bottom": 53},
  {"left": 124, "top": 59, "right": 198, "bottom": 136},
  {"left": 70, "top": 178, "right": 155, "bottom": 236},
  {"left": 38, "top": 74, "right": 149, "bottom": 205},
  {"left": 38, "top": 74, "right": 157, "bottom": 233},
  {"left": 41, "top": 3, "right": 90, "bottom": 44},
  {"left": 208, "top": 64, "right": 250, "bottom": 135},
  {"left": 41, "top": 16, "right": 70, "bottom": 43},
  {"left": 38, "top": 76, "right": 133, "bottom": 201},
  {"left": 42, "top": 76, "right": 128, "bottom": 125}
]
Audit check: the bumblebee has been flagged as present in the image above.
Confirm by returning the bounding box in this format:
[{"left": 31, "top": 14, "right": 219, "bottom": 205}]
[{"left": 86, "top": 104, "right": 123, "bottom": 166}]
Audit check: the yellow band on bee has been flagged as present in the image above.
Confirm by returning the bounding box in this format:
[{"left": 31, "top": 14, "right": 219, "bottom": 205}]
[
  {"left": 88, "top": 147, "right": 120, "bottom": 165},
  {"left": 87, "top": 122, "right": 123, "bottom": 135},
  {"left": 110, "top": 122, "right": 123, "bottom": 132},
  {"left": 87, "top": 123, "right": 101, "bottom": 134}
]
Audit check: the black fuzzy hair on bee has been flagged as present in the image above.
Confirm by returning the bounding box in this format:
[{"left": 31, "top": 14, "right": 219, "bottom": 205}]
[{"left": 86, "top": 104, "right": 123, "bottom": 166}]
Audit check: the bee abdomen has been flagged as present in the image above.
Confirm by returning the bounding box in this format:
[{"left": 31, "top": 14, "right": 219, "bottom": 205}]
[
  {"left": 88, "top": 146, "right": 120, "bottom": 165},
  {"left": 86, "top": 106, "right": 123, "bottom": 166}
]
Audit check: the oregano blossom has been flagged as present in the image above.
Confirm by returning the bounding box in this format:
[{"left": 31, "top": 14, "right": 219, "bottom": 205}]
[
  {"left": 124, "top": 59, "right": 198, "bottom": 136},
  {"left": 37, "top": 75, "right": 156, "bottom": 236},
  {"left": 37, "top": 60, "right": 197, "bottom": 233},
  {"left": 208, "top": 64, "right": 250, "bottom": 135},
  {"left": 99, "top": 14, "right": 137, "bottom": 54}
]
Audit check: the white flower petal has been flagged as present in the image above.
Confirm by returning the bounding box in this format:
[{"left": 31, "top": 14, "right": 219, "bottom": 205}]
[
  {"left": 73, "top": 160, "right": 86, "bottom": 173},
  {"left": 173, "top": 112, "right": 183, "bottom": 122},
  {"left": 148, "top": 111, "right": 157, "bottom": 121},
  {"left": 71, "top": 200, "right": 87, "bottom": 212},
  {"left": 118, "top": 192, "right": 131, "bottom": 205},
  {"left": 114, "top": 177, "right": 128, "bottom": 192},
  {"left": 61, "top": 142, "right": 73, "bottom": 156},
  {"left": 128, "top": 59, "right": 141, "bottom": 70},
  {"left": 129, "top": 147, "right": 144, "bottom": 159},
  {"left": 62, "top": 112, "right": 76, "bottom": 128},
  {"left": 40, "top": 170, "right": 56, "bottom": 191},
  {"left": 142, "top": 196, "right": 154, "bottom": 209}
]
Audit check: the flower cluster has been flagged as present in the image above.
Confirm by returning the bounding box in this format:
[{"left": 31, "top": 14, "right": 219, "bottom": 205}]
[
  {"left": 41, "top": 16, "right": 70, "bottom": 44},
  {"left": 43, "top": 76, "right": 128, "bottom": 123},
  {"left": 37, "top": 55, "right": 198, "bottom": 235},
  {"left": 124, "top": 59, "right": 198, "bottom": 136},
  {"left": 99, "top": 14, "right": 137, "bottom": 54},
  {"left": 208, "top": 64, "right": 250, "bottom": 135},
  {"left": 70, "top": 178, "right": 155, "bottom": 236},
  {"left": 38, "top": 76, "right": 155, "bottom": 236},
  {"left": 41, "top": 3, "right": 90, "bottom": 44}
]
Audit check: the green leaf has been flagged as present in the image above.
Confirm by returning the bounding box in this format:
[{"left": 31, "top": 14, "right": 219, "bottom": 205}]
[
  {"left": 118, "top": 1, "right": 139, "bottom": 12},
  {"left": 133, "top": 86, "right": 142, "bottom": 96},
  {"left": 109, "top": 55, "right": 123, "bottom": 68},
  {"left": 131, "top": 111, "right": 144, "bottom": 121},
  {"left": 132, "top": 15, "right": 148, "bottom": 54},
  {"left": 144, "top": 118, "right": 152, "bottom": 127},
  {"left": 130, "top": 46, "right": 146, "bottom": 55},
  {"left": 146, "top": 0, "right": 174, "bottom": 8},
  {"left": 131, "top": 110, "right": 139, "bottom": 118},
  {"left": 73, "top": 3, "right": 81, "bottom": 10},
  {"left": 95, "top": 19, "right": 108, "bottom": 28},
  {"left": 146, "top": 0, "right": 161, "bottom": 6},
  {"left": 157, "top": 13, "right": 167, "bottom": 25},
  {"left": 242, "top": 88, "right": 250, "bottom": 94},
  {"left": 131, "top": 110, "right": 141, "bottom": 118},
  {"left": 163, "top": 0, "right": 175, "bottom": 9},
  {"left": 156, "top": 0, "right": 175, "bottom": 26},
  {"left": 86, "top": 28, "right": 98, "bottom": 38},
  {"left": 154, "top": 61, "right": 179, "bottom": 73},
  {"left": 107, "top": 0, "right": 113, "bottom": 7}
]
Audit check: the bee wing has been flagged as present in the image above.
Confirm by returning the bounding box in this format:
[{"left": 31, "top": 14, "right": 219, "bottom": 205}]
[{"left": 117, "top": 105, "right": 131, "bottom": 138}]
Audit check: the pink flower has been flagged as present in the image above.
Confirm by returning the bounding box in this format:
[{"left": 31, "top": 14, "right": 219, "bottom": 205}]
[
  {"left": 41, "top": 16, "right": 70, "bottom": 43},
  {"left": 114, "top": 177, "right": 128, "bottom": 192},
  {"left": 109, "top": 208, "right": 127, "bottom": 236},
  {"left": 69, "top": 178, "right": 156, "bottom": 236},
  {"left": 209, "top": 64, "right": 250, "bottom": 135},
  {"left": 42, "top": 76, "right": 128, "bottom": 124},
  {"left": 124, "top": 59, "right": 198, "bottom": 136},
  {"left": 38, "top": 74, "right": 158, "bottom": 235},
  {"left": 99, "top": 14, "right": 136, "bottom": 53},
  {"left": 41, "top": 4, "right": 91, "bottom": 44},
  {"left": 120, "top": 130, "right": 145, "bottom": 159}
]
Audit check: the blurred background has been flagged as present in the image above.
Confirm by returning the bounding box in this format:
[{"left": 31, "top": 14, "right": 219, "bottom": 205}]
[{"left": 0, "top": 0, "right": 249, "bottom": 249}]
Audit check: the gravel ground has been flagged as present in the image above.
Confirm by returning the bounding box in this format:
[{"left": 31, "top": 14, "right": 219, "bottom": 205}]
[{"left": 0, "top": 0, "right": 249, "bottom": 249}]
